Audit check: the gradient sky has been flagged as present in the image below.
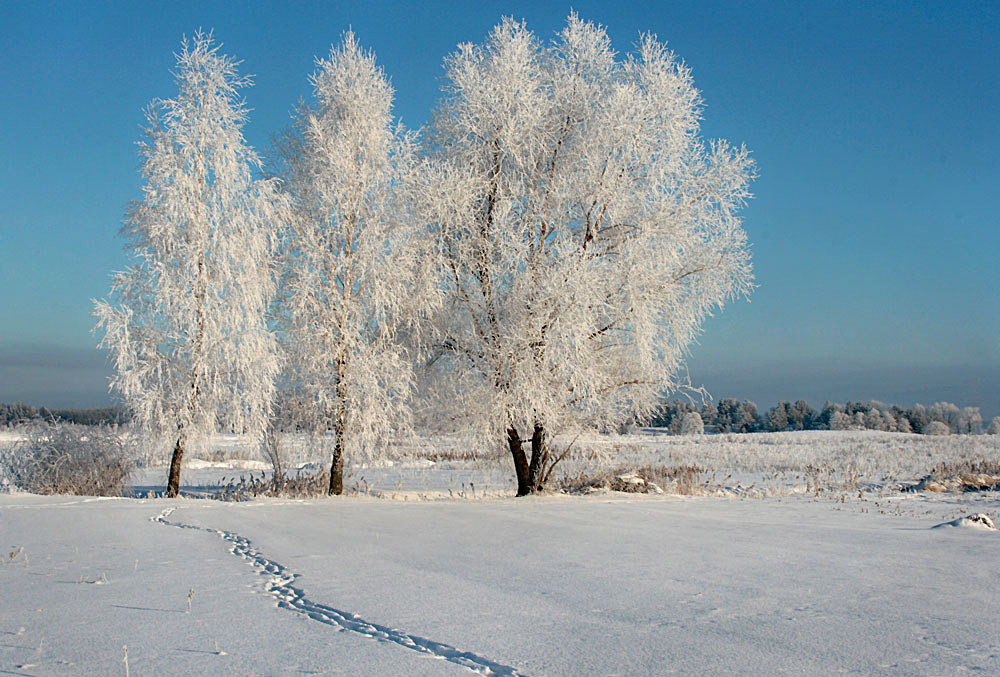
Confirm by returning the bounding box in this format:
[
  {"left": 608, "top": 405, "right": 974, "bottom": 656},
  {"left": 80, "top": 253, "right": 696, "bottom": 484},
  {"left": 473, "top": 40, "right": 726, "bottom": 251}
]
[{"left": 2, "top": 0, "right": 998, "bottom": 417}]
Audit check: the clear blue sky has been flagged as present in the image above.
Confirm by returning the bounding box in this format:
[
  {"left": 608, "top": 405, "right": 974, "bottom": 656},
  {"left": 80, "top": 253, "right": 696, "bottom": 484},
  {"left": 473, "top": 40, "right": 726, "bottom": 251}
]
[{"left": 1, "top": 0, "right": 997, "bottom": 417}]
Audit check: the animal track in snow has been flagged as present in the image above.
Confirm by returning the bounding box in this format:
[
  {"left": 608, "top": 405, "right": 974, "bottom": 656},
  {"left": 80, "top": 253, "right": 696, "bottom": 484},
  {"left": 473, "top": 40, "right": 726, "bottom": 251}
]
[{"left": 152, "top": 508, "right": 523, "bottom": 676}]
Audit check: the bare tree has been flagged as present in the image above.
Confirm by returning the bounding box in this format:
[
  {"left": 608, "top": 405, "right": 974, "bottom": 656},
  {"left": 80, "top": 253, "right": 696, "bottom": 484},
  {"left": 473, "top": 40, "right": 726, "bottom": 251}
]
[
  {"left": 420, "top": 15, "right": 754, "bottom": 494},
  {"left": 94, "top": 33, "right": 281, "bottom": 497}
]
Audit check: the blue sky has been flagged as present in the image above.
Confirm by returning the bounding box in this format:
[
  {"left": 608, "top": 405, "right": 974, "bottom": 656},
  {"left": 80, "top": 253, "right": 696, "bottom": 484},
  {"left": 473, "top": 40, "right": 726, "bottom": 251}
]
[{"left": 1, "top": 0, "right": 998, "bottom": 416}]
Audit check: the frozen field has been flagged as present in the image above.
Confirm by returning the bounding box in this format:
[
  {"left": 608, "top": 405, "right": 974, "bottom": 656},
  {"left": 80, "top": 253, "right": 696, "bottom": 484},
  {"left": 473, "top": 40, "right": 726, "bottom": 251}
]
[
  {"left": 2, "top": 430, "right": 998, "bottom": 675},
  {"left": 127, "top": 428, "right": 1000, "bottom": 499}
]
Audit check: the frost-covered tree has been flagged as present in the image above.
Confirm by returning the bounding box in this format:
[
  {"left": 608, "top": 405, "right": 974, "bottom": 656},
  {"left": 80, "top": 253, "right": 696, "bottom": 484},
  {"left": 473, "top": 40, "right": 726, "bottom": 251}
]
[
  {"left": 829, "top": 411, "right": 851, "bottom": 431},
  {"left": 958, "top": 406, "right": 982, "bottom": 434},
  {"left": 273, "top": 33, "right": 434, "bottom": 495},
  {"left": 895, "top": 415, "right": 912, "bottom": 434},
  {"left": 766, "top": 404, "right": 789, "bottom": 432},
  {"left": 94, "top": 34, "right": 281, "bottom": 497},
  {"left": 700, "top": 401, "right": 718, "bottom": 431},
  {"left": 715, "top": 398, "right": 741, "bottom": 433},
  {"left": 987, "top": 416, "right": 1000, "bottom": 435},
  {"left": 419, "top": 15, "right": 754, "bottom": 494},
  {"left": 923, "top": 420, "right": 950, "bottom": 436},
  {"left": 929, "top": 401, "right": 961, "bottom": 433},
  {"left": 905, "top": 404, "right": 929, "bottom": 434},
  {"left": 789, "top": 400, "right": 815, "bottom": 430},
  {"left": 679, "top": 411, "right": 704, "bottom": 436}
]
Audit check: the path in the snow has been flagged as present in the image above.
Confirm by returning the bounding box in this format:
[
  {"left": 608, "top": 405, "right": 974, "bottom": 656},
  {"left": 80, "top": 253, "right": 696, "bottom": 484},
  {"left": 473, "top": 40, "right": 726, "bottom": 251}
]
[{"left": 152, "top": 507, "right": 524, "bottom": 676}]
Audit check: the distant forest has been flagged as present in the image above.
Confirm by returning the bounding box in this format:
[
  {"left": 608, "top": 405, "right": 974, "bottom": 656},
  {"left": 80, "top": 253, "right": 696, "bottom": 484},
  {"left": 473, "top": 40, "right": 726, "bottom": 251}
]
[
  {"left": 0, "top": 402, "right": 129, "bottom": 427},
  {"left": 651, "top": 399, "right": 999, "bottom": 435},
  {"left": 3, "top": 399, "right": 997, "bottom": 435}
]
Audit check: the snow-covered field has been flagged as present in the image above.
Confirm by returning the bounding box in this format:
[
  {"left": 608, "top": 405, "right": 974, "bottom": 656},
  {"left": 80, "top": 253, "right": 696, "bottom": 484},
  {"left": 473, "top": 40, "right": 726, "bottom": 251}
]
[
  {"left": 2, "top": 430, "right": 998, "bottom": 674},
  {"left": 130, "top": 428, "right": 1000, "bottom": 499}
]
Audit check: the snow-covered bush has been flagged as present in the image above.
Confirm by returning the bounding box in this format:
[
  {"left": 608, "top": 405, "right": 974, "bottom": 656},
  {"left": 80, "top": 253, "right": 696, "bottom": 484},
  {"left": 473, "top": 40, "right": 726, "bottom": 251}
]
[
  {"left": 958, "top": 407, "right": 983, "bottom": 434},
  {"left": 679, "top": 412, "right": 705, "bottom": 436},
  {"left": 923, "top": 420, "right": 950, "bottom": 436},
  {"left": 0, "top": 424, "right": 135, "bottom": 496},
  {"left": 987, "top": 417, "right": 1000, "bottom": 435},
  {"left": 829, "top": 411, "right": 851, "bottom": 431}
]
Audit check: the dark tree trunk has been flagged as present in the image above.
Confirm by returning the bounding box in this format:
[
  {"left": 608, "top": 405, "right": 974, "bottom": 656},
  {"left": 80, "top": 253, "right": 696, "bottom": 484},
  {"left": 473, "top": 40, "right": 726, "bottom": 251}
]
[
  {"left": 263, "top": 423, "right": 284, "bottom": 490},
  {"left": 527, "top": 422, "right": 547, "bottom": 492},
  {"left": 508, "top": 427, "right": 531, "bottom": 496},
  {"left": 166, "top": 437, "right": 184, "bottom": 498},
  {"left": 328, "top": 434, "right": 344, "bottom": 496},
  {"left": 328, "top": 360, "right": 347, "bottom": 496}
]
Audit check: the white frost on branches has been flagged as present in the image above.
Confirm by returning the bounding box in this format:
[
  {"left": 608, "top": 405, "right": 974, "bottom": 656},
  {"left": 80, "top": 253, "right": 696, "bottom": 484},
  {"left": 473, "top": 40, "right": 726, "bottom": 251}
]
[
  {"left": 273, "top": 33, "right": 436, "bottom": 492},
  {"left": 94, "top": 33, "right": 281, "bottom": 468},
  {"left": 420, "top": 15, "right": 754, "bottom": 462}
]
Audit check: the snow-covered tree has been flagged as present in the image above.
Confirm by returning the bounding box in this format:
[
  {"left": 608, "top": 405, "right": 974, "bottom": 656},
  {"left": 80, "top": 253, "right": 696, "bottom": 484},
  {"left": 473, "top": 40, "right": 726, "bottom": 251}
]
[
  {"left": 273, "top": 33, "right": 434, "bottom": 495},
  {"left": 929, "top": 401, "right": 961, "bottom": 433},
  {"left": 987, "top": 416, "right": 1000, "bottom": 435},
  {"left": 958, "top": 406, "right": 982, "bottom": 434},
  {"left": 700, "top": 401, "right": 718, "bottom": 431},
  {"left": 895, "top": 415, "right": 912, "bottom": 434},
  {"left": 766, "top": 404, "right": 789, "bottom": 432},
  {"left": 905, "top": 404, "right": 929, "bottom": 433},
  {"left": 679, "top": 411, "right": 704, "bottom": 436},
  {"left": 94, "top": 33, "right": 281, "bottom": 497},
  {"left": 829, "top": 411, "right": 851, "bottom": 431},
  {"left": 419, "top": 15, "right": 754, "bottom": 494},
  {"left": 715, "top": 398, "right": 741, "bottom": 433},
  {"left": 923, "top": 420, "right": 950, "bottom": 436}
]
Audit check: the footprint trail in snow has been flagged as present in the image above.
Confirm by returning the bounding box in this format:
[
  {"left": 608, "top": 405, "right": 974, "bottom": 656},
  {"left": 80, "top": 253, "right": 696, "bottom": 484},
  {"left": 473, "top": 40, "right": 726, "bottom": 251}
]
[{"left": 152, "top": 508, "right": 523, "bottom": 676}]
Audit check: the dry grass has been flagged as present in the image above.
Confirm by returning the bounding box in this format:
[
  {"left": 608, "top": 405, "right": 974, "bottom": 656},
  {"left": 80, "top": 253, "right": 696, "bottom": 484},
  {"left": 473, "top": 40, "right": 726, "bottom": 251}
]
[
  {"left": 0, "top": 423, "right": 134, "bottom": 496},
  {"left": 557, "top": 464, "right": 706, "bottom": 495},
  {"left": 215, "top": 468, "right": 384, "bottom": 500}
]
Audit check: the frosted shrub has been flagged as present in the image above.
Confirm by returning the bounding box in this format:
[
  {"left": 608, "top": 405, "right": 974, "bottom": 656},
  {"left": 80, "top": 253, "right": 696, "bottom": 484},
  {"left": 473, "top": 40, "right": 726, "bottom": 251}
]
[
  {"left": 987, "top": 417, "right": 1000, "bottom": 435},
  {"left": 923, "top": 420, "right": 950, "bottom": 436},
  {"left": 829, "top": 411, "right": 851, "bottom": 431},
  {"left": 679, "top": 412, "right": 705, "bottom": 436},
  {"left": 1, "top": 423, "right": 135, "bottom": 496}
]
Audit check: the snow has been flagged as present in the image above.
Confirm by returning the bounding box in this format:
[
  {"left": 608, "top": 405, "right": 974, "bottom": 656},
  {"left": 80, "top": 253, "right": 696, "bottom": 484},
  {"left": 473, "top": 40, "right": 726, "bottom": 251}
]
[
  {"left": 3, "top": 430, "right": 999, "bottom": 673},
  {"left": 2, "top": 493, "right": 998, "bottom": 672},
  {"left": 933, "top": 514, "right": 997, "bottom": 530}
]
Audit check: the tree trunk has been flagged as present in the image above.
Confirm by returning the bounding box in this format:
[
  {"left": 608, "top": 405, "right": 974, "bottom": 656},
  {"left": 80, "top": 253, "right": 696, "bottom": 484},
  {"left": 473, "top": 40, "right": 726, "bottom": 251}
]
[
  {"left": 328, "top": 359, "right": 348, "bottom": 496},
  {"left": 263, "top": 422, "right": 283, "bottom": 490},
  {"left": 527, "top": 422, "right": 547, "bottom": 492},
  {"left": 166, "top": 437, "right": 184, "bottom": 498},
  {"left": 328, "top": 435, "right": 344, "bottom": 496},
  {"left": 328, "top": 409, "right": 346, "bottom": 495},
  {"left": 508, "top": 427, "right": 531, "bottom": 496}
]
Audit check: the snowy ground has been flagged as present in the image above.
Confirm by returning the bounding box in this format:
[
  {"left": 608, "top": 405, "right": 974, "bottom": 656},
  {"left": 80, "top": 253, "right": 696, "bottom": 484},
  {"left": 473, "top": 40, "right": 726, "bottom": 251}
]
[{"left": 2, "top": 430, "right": 999, "bottom": 674}]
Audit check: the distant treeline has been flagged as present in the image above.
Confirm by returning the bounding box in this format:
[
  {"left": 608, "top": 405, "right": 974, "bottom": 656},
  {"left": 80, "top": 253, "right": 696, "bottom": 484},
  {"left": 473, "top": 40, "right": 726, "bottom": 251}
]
[
  {"left": 4, "top": 399, "right": 997, "bottom": 435},
  {"left": 0, "top": 402, "right": 130, "bottom": 427},
  {"left": 651, "top": 399, "right": 999, "bottom": 435}
]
